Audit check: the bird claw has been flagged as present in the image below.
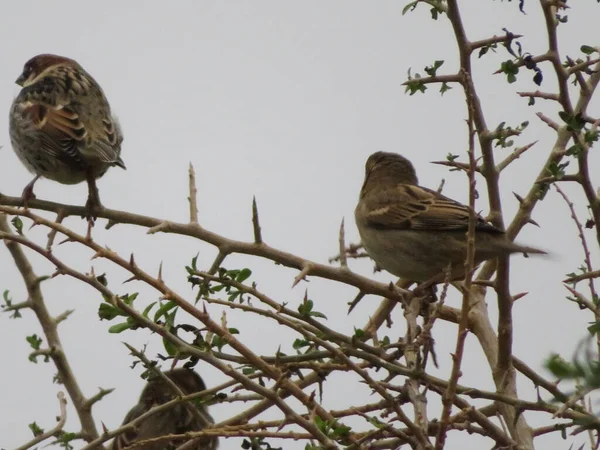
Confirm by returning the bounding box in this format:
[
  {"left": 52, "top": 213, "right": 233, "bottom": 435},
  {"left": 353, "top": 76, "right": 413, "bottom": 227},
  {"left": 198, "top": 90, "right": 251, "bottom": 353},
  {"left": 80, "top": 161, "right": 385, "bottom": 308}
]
[
  {"left": 84, "top": 195, "right": 104, "bottom": 238},
  {"left": 412, "top": 281, "right": 438, "bottom": 302},
  {"left": 20, "top": 176, "right": 41, "bottom": 208}
]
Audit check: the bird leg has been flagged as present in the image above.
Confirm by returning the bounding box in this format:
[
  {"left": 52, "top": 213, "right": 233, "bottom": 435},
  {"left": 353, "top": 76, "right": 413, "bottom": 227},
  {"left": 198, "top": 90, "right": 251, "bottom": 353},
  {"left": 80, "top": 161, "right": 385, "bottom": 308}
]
[
  {"left": 84, "top": 172, "right": 103, "bottom": 233},
  {"left": 20, "top": 175, "right": 41, "bottom": 207}
]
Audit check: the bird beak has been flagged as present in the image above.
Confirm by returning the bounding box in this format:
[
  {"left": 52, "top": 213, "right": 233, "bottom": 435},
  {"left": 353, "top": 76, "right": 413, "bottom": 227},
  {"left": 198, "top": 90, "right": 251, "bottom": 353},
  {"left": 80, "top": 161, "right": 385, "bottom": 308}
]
[{"left": 15, "top": 73, "right": 27, "bottom": 86}]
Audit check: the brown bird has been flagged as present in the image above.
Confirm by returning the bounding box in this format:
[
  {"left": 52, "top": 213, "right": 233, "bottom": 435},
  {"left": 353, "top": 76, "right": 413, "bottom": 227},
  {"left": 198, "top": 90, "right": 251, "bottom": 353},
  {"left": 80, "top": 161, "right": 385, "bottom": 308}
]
[
  {"left": 9, "top": 54, "right": 125, "bottom": 216},
  {"left": 355, "top": 151, "right": 546, "bottom": 282},
  {"left": 112, "top": 368, "right": 219, "bottom": 450}
]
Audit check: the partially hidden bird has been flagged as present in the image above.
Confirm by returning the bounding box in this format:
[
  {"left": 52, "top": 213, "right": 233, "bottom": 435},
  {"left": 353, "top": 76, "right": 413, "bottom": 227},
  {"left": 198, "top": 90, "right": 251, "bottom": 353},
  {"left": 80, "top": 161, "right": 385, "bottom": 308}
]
[
  {"left": 112, "top": 368, "right": 219, "bottom": 450},
  {"left": 354, "top": 151, "right": 546, "bottom": 283},
  {"left": 9, "top": 53, "right": 125, "bottom": 217}
]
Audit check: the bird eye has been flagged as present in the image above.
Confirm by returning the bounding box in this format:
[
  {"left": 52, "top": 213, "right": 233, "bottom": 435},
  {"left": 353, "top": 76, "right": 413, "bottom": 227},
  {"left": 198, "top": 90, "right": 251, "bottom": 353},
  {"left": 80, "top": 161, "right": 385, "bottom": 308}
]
[{"left": 22, "top": 65, "right": 32, "bottom": 77}]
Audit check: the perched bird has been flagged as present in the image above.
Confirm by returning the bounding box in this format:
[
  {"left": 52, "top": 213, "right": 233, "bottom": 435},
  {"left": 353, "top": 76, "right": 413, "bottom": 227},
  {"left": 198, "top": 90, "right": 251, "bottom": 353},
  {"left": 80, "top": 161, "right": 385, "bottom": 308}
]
[
  {"left": 9, "top": 53, "right": 125, "bottom": 215},
  {"left": 112, "top": 368, "right": 218, "bottom": 450},
  {"left": 355, "top": 151, "right": 545, "bottom": 282}
]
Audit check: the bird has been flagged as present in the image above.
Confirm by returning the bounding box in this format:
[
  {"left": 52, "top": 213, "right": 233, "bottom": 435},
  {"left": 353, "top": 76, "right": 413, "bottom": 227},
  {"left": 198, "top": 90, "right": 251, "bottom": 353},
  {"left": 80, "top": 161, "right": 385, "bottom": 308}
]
[
  {"left": 111, "top": 368, "right": 219, "bottom": 450},
  {"left": 354, "top": 151, "right": 546, "bottom": 283},
  {"left": 9, "top": 53, "right": 125, "bottom": 217}
]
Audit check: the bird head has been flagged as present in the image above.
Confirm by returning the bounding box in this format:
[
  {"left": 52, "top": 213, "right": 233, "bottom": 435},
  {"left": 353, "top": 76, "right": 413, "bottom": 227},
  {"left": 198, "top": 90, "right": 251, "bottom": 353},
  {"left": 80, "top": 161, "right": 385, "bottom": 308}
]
[
  {"left": 360, "top": 151, "right": 419, "bottom": 197},
  {"left": 16, "top": 54, "right": 79, "bottom": 87}
]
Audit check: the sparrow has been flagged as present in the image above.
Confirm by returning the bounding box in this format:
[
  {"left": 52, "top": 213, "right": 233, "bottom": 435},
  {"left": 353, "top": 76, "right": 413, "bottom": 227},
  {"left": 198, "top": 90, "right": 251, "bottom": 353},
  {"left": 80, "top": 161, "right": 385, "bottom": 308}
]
[
  {"left": 354, "top": 151, "right": 546, "bottom": 283},
  {"left": 112, "top": 368, "right": 219, "bottom": 450},
  {"left": 9, "top": 54, "right": 125, "bottom": 216}
]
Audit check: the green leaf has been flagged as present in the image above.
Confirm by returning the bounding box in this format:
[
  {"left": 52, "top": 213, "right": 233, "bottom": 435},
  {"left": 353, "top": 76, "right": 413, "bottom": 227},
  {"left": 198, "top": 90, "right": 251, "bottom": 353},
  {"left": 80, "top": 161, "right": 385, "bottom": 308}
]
[
  {"left": 500, "top": 60, "right": 519, "bottom": 83},
  {"left": 98, "top": 303, "right": 123, "bottom": 321},
  {"left": 142, "top": 301, "right": 157, "bottom": 319},
  {"left": 11, "top": 216, "right": 23, "bottom": 235},
  {"left": 309, "top": 311, "right": 328, "bottom": 320},
  {"left": 545, "top": 353, "right": 575, "bottom": 378},
  {"left": 162, "top": 334, "right": 179, "bottom": 356},
  {"left": 581, "top": 45, "right": 596, "bottom": 55},
  {"left": 566, "top": 144, "right": 584, "bottom": 157},
  {"left": 424, "top": 60, "right": 444, "bottom": 77},
  {"left": 121, "top": 292, "right": 139, "bottom": 306},
  {"left": 108, "top": 321, "right": 134, "bottom": 334},
  {"left": 26, "top": 334, "right": 42, "bottom": 350},
  {"left": 402, "top": 1, "right": 418, "bottom": 15},
  {"left": 298, "top": 299, "right": 314, "bottom": 316},
  {"left": 405, "top": 79, "right": 427, "bottom": 95},
  {"left": 354, "top": 328, "right": 365, "bottom": 338},
  {"left": 28, "top": 421, "right": 44, "bottom": 436},
  {"left": 440, "top": 82, "right": 452, "bottom": 95},
  {"left": 588, "top": 321, "right": 600, "bottom": 335},
  {"left": 293, "top": 338, "right": 310, "bottom": 350},
  {"left": 211, "top": 335, "right": 228, "bottom": 351},
  {"left": 558, "top": 111, "right": 586, "bottom": 132},
  {"left": 236, "top": 268, "right": 252, "bottom": 283},
  {"left": 584, "top": 129, "right": 599, "bottom": 144},
  {"left": 242, "top": 367, "right": 256, "bottom": 375},
  {"left": 55, "top": 431, "right": 77, "bottom": 449},
  {"left": 154, "top": 300, "right": 178, "bottom": 322},
  {"left": 2, "top": 290, "right": 22, "bottom": 319}
]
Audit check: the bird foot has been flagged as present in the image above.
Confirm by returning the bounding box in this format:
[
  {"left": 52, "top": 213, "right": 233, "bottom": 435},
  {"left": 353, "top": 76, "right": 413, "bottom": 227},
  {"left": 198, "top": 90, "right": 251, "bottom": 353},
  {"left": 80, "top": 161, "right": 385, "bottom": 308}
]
[
  {"left": 84, "top": 195, "right": 104, "bottom": 238},
  {"left": 412, "top": 281, "right": 438, "bottom": 302},
  {"left": 20, "top": 176, "right": 40, "bottom": 208}
]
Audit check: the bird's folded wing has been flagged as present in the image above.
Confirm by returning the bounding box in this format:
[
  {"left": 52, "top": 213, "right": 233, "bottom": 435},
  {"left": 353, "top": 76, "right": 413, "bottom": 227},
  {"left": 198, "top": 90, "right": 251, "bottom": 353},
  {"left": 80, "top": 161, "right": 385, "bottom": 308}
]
[
  {"left": 19, "top": 100, "right": 87, "bottom": 168},
  {"left": 362, "top": 184, "right": 501, "bottom": 233}
]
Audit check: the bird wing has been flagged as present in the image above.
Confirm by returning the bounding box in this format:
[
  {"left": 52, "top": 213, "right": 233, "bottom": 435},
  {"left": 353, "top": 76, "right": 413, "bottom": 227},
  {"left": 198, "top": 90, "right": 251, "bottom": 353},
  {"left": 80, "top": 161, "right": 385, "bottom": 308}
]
[
  {"left": 110, "top": 403, "right": 144, "bottom": 450},
  {"left": 17, "top": 76, "right": 123, "bottom": 168},
  {"left": 19, "top": 100, "right": 88, "bottom": 169},
  {"left": 79, "top": 114, "right": 124, "bottom": 167},
  {"left": 361, "top": 184, "right": 502, "bottom": 233}
]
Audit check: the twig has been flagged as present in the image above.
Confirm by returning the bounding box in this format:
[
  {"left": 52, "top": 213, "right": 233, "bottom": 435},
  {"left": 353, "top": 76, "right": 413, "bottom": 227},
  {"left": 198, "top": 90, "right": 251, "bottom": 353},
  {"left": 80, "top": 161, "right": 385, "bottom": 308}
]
[
  {"left": 188, "top": 163, "right": 199, "bottom": 224},
  {"left": 15, "top": 392, "right": 68, "bottom": 450}
]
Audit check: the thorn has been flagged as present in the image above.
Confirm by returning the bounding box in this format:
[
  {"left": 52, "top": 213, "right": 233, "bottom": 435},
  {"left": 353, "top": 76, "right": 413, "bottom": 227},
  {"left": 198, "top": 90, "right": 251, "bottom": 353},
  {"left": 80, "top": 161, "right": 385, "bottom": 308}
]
[
  {"left": 292, "top": 266, "right": 311, "bottom": 288},
  {"left": 147, "top": 221, "right": 170, "bottom": 235},
  {"left": 512, "top": 292, "right": 529, "bottom": 301},
  {"left": 158, "top": 261, "right": 164, "bottom": 283},
  {"left": 130, "top": 253, "right": 136, "bottom": 267},
  {"left": 436, "top": 178, "right": 445, "bottom": 194},
  {"left": 347, "top": 291, "right": 366, "bottom": 314},
  {"left": 123, "top": 275, "right": 138, "bottom": 284},
  {"left": 526, "top": 217, "right": 540, "bottom": 227},
  {"left": 188, "top": 163, "right": 199, "bottom": 224},
  {"left": 512, "top": 192, "right": 524, "bottom": 204},
  {"left": 123, "top": 342, "right": 137, "bottom": 354},
  {"left": 338, "top": 218, "right": 347, "bottom": 268},
  {"left": 252, "top": 196, "right": 263, "bottom": 245}
]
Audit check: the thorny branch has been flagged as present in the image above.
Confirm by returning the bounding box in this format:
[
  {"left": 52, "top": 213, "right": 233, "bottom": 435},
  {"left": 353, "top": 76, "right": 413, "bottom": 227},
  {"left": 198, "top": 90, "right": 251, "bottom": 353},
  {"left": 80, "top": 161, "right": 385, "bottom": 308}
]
[{"left": 3, "top": 1, "right": 600, "bottom": 449}]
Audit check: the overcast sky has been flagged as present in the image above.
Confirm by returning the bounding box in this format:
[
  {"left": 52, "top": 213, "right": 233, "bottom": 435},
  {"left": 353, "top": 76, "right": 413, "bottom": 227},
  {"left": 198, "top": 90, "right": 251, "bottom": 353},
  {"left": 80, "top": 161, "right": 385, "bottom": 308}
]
[{"left": 0, "top": 2, "right": 599, "bottom": 449}]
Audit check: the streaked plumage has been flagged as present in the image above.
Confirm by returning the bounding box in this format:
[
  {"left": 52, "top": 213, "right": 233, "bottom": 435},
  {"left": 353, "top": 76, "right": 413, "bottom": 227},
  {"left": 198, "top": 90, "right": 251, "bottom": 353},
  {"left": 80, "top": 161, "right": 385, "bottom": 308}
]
[
  {"left": 112, "top": 369, "right": 218, "bottom": 450},
  {"left": 9, "top": 54, "right": 124, "bottom": 210},
  {"left": 355, "top": 151, "right": 545, "bottom": 282}
]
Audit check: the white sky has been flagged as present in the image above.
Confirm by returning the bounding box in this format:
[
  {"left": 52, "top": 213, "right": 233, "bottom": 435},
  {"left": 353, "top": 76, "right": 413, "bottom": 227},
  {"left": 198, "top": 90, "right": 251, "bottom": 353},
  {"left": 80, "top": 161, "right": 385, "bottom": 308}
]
[{"left": 0, "top": 2, "right": 598, "bottom": 449}]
